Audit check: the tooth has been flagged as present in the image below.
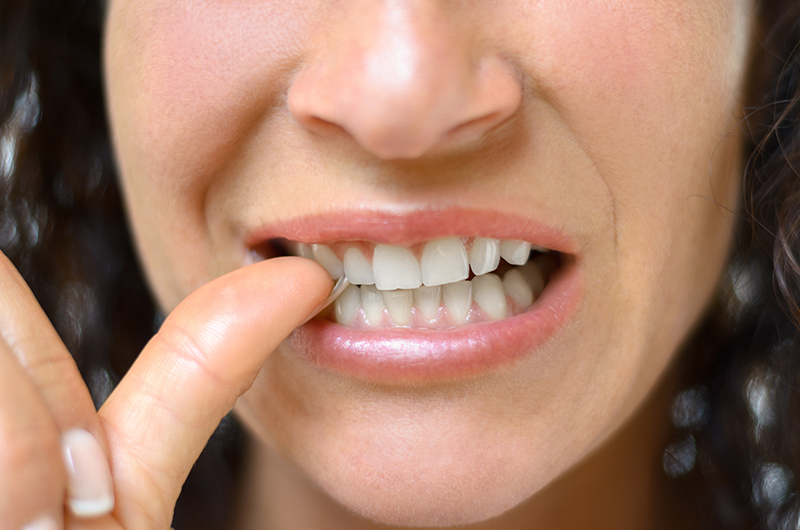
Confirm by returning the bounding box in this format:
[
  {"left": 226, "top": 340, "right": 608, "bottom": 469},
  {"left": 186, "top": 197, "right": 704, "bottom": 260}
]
[
  {"left": 472, "top": 274, "right": 508, "bottom": 320},
  {"left": 414, "top": 285, "right": 441, "bottom": 321},
  {"left": 344, "top": 247, "right": 375, "bottom": 285},
  {"left": 500, "top": 239, "right": 532, "bottom": 266},
  {"left": 295, "top": 242, "right": 315, "bottom": 260},
  {"left": 311, "top": 244, "right": 343, "bottom": 279},
  {"left": 383, "top": 289, "right": 413, "bottom": 326},
  {"left": 469, "top": 237, "right": 501, "bottom": 276},
  {"left": 335, "top": 284, "right": 361, "bottom": 326},
  {"left": 502, "top": 269, "right": 533, "bottom": 308},
  {"left": 443, "top": 280, "right": 472, "bottom": 324},
  {"left": 420, "top": 237, "right": 469, "bottom": 287},
  {"left": 373, "top": 245, "right": 422, "bottom": 290},
  {"left": 531, "top": 244, "right": 550, "bottom": 253},
  {"left": 518, "top": 262, "right": 545, "bottom": 297},
  {"left": 360, "top": 285, "right": 385, "bottom": 326}
]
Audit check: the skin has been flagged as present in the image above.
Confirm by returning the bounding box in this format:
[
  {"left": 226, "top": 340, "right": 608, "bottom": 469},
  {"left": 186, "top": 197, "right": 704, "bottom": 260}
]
[
  {"left": 102, "top": 0, "right": 755, "bottom": 527},
  {"left": 0, "top": 0, "right": 755, "bottom": 528}
]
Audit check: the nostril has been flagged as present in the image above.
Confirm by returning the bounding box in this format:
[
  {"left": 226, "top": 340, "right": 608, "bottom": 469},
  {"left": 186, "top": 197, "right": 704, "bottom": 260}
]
[
  {"left": 295, "top": 114, "right": 351, "bottom": 141},
  {"left": 287, "top": 36, "right": 523, "bottom": 160}
]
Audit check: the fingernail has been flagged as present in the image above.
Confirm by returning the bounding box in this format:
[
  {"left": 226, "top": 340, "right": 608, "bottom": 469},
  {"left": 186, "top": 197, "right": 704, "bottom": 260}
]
[
  {"left": 21, "top": 515, "right": 58, "bottom": 530},
  {"left": 61, "top": 428, "right": 115, "bottom": 517}
]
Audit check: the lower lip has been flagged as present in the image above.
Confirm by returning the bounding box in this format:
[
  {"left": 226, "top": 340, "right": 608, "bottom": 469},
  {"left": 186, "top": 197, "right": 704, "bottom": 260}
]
[{"left": 289, "top": 259, "right": 581, "bottom": 384}]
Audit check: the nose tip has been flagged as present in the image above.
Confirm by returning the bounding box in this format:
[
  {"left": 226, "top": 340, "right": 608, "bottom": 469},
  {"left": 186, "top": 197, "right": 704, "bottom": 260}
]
[{"left": 287, "top": 6, "right": 522, "bottom": 160}]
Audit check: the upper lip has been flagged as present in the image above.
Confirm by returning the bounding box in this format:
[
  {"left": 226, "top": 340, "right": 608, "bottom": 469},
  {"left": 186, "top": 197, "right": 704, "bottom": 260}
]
[{"left": 243, "top": 207, "right": 578, "bottom": 254}]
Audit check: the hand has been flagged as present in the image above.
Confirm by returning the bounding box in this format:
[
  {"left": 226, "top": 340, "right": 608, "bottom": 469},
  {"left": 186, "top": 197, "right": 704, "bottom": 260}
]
[{"left": 0, "top": 253, "right": 332, "bottom": 530}]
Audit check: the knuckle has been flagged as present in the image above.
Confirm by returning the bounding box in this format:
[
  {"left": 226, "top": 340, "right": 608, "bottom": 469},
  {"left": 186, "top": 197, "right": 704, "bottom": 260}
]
[{"left": 25, "top": 352, "right": 79, "bottom": 387}]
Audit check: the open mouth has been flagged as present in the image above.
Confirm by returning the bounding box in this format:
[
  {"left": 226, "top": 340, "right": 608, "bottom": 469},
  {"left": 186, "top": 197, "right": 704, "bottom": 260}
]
[
  {"left": 254, "top": 237, "right": 561, "bottom": 329},
  {"left": 244, "top": 210, "right": 581, "bottom": 382}
]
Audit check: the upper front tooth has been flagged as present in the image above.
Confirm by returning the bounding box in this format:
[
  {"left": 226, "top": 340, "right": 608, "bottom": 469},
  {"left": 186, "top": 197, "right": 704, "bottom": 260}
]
[
  {"left": 500, "top": 239, "right": 531, "bottom": 265},
  {"left": 420, "top": 237, "right": 469, "bottom": 287},
  {"left": 311, "top": 244, "right": 343, "bottom": 279},
  {"left": 373, "top": 244, "right": 422, "bottom": 290},
  {"left": 294, "top": 242, "right": 315, "bottom": 260},
  {"left": 344, "top": 247, "right": 375, "bottom": 285},
  {"left": 469, "top": 237, "right": 500, "bottom": 276}
]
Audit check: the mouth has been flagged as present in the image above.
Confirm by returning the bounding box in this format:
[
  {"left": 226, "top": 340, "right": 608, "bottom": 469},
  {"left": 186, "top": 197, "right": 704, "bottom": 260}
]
[
  {"left": 245, "top": 209, "right": 581, "bottom": 383},
  {"left": 254, "top": 237, "right": 560, "bottom": 329}
]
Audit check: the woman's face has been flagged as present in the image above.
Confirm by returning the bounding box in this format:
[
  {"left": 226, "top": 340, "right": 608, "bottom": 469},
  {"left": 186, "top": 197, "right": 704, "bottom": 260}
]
[{"left": 105, "top": 0, "right": 753, "bottom": 525}]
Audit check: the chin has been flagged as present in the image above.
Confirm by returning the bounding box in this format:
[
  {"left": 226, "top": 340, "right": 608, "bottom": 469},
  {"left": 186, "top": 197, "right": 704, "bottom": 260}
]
[
  {"left": 317, "top": 461, "right": 532, "bottom": 528},
  {"left": 284, "top": 415, "right": 551, "bottom": 528}
]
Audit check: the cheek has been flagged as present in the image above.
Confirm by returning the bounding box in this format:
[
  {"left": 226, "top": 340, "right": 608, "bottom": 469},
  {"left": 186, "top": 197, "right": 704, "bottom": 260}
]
[
  {"left": 108, "top": 1, "right": 312, "bottom": 195},
  {"left": 503, "top": 0, "right": 750, "bottom": 395},
  {"left": 105, "top": 0, "right": 317, "bottom": 306},
  {"left": 531, "top": 0, "right": 748, "bottom": 140}
]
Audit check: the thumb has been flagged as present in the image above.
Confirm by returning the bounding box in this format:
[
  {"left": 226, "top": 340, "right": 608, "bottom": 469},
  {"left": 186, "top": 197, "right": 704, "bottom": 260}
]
[{"left": 97, "top": 257, "right": 332, "bottom": 528}]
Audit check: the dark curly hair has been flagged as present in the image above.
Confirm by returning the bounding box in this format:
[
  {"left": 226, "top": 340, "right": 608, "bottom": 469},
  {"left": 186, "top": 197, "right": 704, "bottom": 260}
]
[{"left": 0, "top": 0, "right": 798, "bottom": 528}]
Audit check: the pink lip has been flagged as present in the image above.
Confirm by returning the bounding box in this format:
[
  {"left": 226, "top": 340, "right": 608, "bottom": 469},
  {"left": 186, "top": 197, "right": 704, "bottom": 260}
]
[
  {"left": 245, "top": 208, "right": 582, "bottom": 384},
  {"left": 244, "top": 208, "right": 577, "bottom": 253},
  {"left": 291, "top": 260, "right": 580, "bottom": 383}
]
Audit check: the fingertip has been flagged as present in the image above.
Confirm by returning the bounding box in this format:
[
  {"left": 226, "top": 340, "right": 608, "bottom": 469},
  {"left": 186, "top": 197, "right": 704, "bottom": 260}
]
[
  {"left": 245, "top": 256, "right": 335, "bottom": 311},
  {"left": 61, "top": 428, "right": 115, "bottom": 518}
]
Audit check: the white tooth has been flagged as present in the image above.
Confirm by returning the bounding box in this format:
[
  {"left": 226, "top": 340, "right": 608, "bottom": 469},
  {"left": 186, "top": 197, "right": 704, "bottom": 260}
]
[
  {"left": 360, "top": 285, "right": 385, "bottom": 326},
  {"left": 373, "top": 244, "right": 422, "bottom": 290},
  {"left": 344, "top": 247, "right": 375, "bottom": 285},
  {"left": 518, "top": 262, "right": 545, "bottom": 297},
  {"left": 469, "top": 237, "right": 501, "bottom": 276},
  {"left": 531, "top": 244, "right": 550, "bottom": 253},
  {"left": 502, "top": 269, "right": 533, "bottom": 308},
  {"left": 443, "top": 280, "right": 472, "bottom": 324},
  {"left": 420, "top": 237, "right": 469, "bottom": 287},
  {"left": 311, "top": 244, "right": 343, "bottom": 279},
  {"left": 414, "top": 285, "right": 441, "bottom": 321},
  {"left": 383, "top": 290, "right": 413, "bottom": 326},
  {"left": 295, "top": 242, "right": 315, "bottom": 260},
  {"left": 500, "top": 239, "right": 532, "bottom": 266},
  {"left": 335, "top": 284, "right": 361, "bottom": 326},
  {"left": 472, "top": 274, "right": 508, "bottom": 321}
]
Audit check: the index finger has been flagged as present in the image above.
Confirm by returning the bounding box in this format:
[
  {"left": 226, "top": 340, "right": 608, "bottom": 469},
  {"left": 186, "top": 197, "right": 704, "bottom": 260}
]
[{"left": 98, "top": 257, "right": 332, "bottom": 529}]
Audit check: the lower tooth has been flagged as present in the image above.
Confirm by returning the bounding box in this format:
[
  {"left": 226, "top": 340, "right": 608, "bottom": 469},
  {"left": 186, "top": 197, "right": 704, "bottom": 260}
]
[
  {"left": 361, "top": 285, "right": 385, "bottom": 326},
  {"left": 414, "top": 285, "right": 442, "bottom": 321},
  {"left": 443, "top": 280, "right": 473, "bottom": 324},
  {"left": 518, "top": 262, "right": 545, "bottom": 297},
  {"left": 383, "top": 290, "right": 413, "bottom": 326},
  {"left": 472, "top": 274, "right": 507, "bottom": 320},
  {"left": 502, "top": 269, "right": 533, "bottom": 308},
  {"left": 335, "top": 284, "right": 362, "bottom": 326}
]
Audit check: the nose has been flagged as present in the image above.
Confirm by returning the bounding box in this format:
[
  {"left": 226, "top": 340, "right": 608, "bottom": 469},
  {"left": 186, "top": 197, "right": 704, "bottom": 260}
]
[{"left": 288, "top": 1, "right": 522, "bottom": 160}]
